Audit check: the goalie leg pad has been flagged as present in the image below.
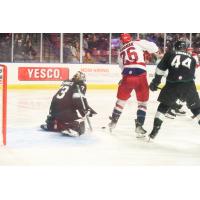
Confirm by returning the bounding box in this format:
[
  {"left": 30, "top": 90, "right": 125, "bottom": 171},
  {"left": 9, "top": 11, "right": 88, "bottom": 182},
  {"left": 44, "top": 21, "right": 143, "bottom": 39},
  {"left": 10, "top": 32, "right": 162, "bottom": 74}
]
[{"left": 62, "top": 120, "right": 86, "bottom": 136}]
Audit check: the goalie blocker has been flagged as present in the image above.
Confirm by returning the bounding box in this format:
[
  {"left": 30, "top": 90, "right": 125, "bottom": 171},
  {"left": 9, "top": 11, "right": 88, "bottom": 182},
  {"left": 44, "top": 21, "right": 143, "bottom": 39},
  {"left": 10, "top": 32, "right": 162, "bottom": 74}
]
[{"left": 40, "top": 71, "right": 97, "bottom": 136}]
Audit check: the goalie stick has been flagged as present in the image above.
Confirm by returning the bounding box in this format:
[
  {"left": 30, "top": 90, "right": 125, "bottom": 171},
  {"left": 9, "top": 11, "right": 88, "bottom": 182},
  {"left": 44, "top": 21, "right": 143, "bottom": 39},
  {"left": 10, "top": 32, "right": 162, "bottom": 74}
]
[{"left": 76, "top": 84, "right": 93, "bottom": 132}]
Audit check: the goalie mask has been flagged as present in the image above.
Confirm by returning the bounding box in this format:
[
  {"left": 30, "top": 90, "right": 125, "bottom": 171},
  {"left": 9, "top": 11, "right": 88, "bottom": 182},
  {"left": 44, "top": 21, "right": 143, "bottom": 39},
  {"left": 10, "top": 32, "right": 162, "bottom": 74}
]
[{"left": 72, "top": 71, "right": 86, "bottom": 83}]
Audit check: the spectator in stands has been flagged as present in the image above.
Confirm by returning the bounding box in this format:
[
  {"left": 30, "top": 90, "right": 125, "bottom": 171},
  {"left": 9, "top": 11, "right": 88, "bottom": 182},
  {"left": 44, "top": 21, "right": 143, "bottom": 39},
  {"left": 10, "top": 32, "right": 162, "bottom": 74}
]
[
  {"left": 14, "top": 39, "right": 26, "bottom": 61},
  {"left": 85, "top": 33, "right": 110, "bottom": 64},
  {"left": 64, "top": 41, "right": 79, "bottom": 63},
  {"left": 0, "top": 34, "right": 12, "bottom": 62},
  {"left": 179, "top": 34, "right": 190, "bottom": 47},
  {"left": 83, "top": 34, "right": 93, "bottom": 63},
  {"left": 24, "top": 40, "right": 37, "bottom": 61},
  {"left": 83, "top": 51, "right": 95, "bottom": 63},
  {"left": 97, "top": 35, "right": 109, "bottom": 63}
]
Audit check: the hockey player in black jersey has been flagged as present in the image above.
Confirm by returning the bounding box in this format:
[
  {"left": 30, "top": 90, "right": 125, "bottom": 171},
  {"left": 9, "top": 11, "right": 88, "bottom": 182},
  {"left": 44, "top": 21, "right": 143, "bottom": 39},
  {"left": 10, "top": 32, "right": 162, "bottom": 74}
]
[
  {"left": 40, "top": 71, "right": 97, "bottom": 136},
  {"left": 149, "top": 40, "right": 200, "bottom": 140}
]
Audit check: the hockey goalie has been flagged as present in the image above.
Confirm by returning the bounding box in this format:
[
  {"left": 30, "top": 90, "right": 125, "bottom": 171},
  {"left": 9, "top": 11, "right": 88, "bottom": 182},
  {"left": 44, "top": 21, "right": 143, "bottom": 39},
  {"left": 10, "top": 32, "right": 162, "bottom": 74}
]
[{"left": 40, "top": 71, "right": 97, "bottom": 137}]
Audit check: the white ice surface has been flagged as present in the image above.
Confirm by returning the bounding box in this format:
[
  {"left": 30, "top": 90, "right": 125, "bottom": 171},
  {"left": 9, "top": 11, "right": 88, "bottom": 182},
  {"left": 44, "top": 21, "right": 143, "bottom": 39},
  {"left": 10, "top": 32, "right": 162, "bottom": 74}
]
[{"left": 1, "top": 89, "right": 200, "bottom": 165}]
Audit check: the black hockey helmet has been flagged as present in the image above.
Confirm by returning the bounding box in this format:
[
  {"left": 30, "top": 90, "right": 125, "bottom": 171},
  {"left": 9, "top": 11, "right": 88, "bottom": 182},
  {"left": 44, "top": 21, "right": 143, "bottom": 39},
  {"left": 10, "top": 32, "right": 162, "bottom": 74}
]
[
  {"left": 174, "top": 40, "right": 187, "bottom": 51},
  {"left": 72, "top": 71, "right": 86, "bottom": 83}
]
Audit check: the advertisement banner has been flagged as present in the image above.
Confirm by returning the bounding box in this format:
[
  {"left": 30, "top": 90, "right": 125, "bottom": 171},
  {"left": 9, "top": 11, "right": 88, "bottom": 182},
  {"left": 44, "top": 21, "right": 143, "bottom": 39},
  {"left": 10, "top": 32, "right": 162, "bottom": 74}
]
[
  {"left": 18, "top": 67, "right": 69, "bottom": 81},
  {"left": 1, "top": 63, "right": 200, "bottom": 89}
]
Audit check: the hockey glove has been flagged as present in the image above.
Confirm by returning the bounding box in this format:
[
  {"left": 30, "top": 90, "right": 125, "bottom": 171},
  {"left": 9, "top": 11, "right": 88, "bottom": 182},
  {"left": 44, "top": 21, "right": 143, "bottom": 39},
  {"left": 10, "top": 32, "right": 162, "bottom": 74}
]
[
  {"left": 87, "top": 106, "right": 97, "bottom": 117},
  {"left": 149, "top": 81, "right": 159, "bottom": 91},
  {"left": 149, "top": 75, "right": 162, "bottom": 91}
]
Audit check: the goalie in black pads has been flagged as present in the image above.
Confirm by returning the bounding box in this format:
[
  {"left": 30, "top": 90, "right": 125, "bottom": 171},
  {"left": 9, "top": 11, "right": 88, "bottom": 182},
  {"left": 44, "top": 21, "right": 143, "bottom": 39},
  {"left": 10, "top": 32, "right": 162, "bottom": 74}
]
[
  {"left": 40, "top": 71, "right": 97, "bottom": 136},
  {"left": 149, "top": 40, "right": 200, "bottom": 140}
]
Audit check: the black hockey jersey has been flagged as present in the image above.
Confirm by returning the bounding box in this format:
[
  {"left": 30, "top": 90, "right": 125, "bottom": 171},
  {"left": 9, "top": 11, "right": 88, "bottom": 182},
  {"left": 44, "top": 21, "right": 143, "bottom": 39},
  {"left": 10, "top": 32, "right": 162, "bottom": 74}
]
[
  {"left": 156, "top": 51, "right": 197, "bottom": 82},
  {"left": 50, "top": 80, "right": 87, "bottom": 115}
]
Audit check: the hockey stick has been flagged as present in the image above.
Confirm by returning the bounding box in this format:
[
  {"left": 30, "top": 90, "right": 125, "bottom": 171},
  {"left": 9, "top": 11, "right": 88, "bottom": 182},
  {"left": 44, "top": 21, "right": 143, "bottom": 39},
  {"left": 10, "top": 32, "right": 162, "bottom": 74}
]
[
  {"left": 76, "top": 85, "right": 93, "bottom": 132},
  {"left": 157, "top": 86, "right": 162, "bottom": 90}
]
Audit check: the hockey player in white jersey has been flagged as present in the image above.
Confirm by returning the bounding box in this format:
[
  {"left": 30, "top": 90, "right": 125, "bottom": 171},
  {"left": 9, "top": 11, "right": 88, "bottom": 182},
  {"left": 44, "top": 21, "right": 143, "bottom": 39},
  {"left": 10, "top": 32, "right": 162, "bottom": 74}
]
[{"left": 108, "top": 33, "right": 159, "bottom": 137}]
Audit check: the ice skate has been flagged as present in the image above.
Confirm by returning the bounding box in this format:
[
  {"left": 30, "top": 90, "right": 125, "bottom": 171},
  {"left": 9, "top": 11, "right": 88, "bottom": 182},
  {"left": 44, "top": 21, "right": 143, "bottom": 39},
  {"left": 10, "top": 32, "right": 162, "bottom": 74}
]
[
  {"left": 135, "top": 119, "right": 146, "bottom": 138},
  {"left": 148, "top": 118, "right": 163, "bottom": 140},
  {"left": 148, "top": 127, "right": 159, "bottom": 140},
  {"left": 165, "top": 109, "right": 176, "bottom": 119},
  {"left": 175, "top": 108, "right": 186, "bottom": 116},
  {"left": 108, "top": 116, "right": 117, "bottom": 133}
]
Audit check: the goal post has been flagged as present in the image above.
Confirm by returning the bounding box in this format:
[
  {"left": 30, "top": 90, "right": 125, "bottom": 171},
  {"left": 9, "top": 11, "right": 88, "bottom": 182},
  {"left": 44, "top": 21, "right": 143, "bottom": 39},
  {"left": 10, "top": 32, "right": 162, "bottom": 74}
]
[{"left": 0, "top": 64, "right": 7, "bottom": 145}]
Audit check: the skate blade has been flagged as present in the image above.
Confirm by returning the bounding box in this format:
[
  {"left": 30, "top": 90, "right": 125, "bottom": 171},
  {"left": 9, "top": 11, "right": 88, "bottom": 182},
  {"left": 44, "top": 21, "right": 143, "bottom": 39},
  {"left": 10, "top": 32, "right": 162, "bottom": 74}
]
[
  {"left": 108, "top": 124, "right": 115, "bottom": 133},
  {"left": 109, "top": 127, "right": 113, "bottom": 133},
  {"left": 136, "top": 133, "right": 146, "bottom": 138},
  {"left": 147, "top": 136, "right": 154, "bottom": 143},
  {"left": 176, "top": 113, "right": 186, "bottom": 116},
  {"left": 165, "top": 115, "right": 175, "bottom": 119}
]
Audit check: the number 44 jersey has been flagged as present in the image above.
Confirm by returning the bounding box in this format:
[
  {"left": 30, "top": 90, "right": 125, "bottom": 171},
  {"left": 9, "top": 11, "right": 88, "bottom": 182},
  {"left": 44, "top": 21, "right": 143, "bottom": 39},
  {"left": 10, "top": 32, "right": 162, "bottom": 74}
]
[
  {"left": 156, "top": 51, "right": 197, "bottom": 83},
  {"left": 118, "top": 39, "right": 159, "bottom": 76}
]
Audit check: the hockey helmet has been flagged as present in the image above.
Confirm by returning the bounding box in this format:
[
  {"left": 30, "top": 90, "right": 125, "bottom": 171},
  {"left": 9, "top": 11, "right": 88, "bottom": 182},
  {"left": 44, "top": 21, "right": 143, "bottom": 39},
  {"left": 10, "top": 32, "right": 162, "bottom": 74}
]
[
  {"left": 72, "top": 71, "right": 86, "bottom": 83},
  {"left": 120, "top": 33, "right": 132, "bottom": 44},
  {"left": 174, "top": 40, "right": 187, "bottom": 51}
]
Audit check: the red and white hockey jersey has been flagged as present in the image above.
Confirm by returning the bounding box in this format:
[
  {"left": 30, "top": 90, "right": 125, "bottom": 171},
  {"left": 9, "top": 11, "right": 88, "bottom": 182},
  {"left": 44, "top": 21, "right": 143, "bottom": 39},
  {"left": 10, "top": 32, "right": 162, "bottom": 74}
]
[
  {"left": 118, "top": 39, "right": 158, "bottom": 75},
  {"left": 187, "top": 48, "right": 200, "bottom": 68},
  {"left": 192, "top": 52, "right": 200, "bottom": 68}
]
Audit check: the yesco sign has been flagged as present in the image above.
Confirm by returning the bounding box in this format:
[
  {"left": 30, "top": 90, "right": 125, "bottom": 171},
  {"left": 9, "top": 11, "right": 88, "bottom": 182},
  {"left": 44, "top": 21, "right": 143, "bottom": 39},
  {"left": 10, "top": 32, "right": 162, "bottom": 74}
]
[{"left": 18, "top": 67, "right": 69, "bottom": 81}]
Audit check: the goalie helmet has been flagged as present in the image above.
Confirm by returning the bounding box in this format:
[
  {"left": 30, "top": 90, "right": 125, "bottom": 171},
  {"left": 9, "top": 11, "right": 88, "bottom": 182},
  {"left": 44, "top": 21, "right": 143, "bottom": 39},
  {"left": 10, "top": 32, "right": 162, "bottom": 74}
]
[
  {"left": 120, "top": 33, "right": 132, "bottom": 44},
  {"left": 174, "top": 41, "right": 187, "bottom": 51},
  {"left": 72, "top": 71, "right": 86, "bottom": 83}
]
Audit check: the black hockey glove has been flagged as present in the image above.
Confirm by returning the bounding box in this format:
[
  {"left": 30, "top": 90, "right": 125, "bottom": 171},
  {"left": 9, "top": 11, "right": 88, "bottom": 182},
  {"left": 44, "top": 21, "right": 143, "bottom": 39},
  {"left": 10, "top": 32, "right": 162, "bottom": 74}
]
[
  {"left": 149, "top": 75, "right": 162, "bottom": 91},
  {"left": 149, "top": 81, "right": 159, "bottom": 91}
]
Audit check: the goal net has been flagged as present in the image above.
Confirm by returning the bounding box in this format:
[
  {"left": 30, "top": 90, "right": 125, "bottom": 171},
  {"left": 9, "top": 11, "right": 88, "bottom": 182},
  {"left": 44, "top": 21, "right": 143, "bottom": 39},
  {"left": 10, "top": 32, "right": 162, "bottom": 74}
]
[{"left": 0, "top": 64, "right": 7, "bottom": 145}]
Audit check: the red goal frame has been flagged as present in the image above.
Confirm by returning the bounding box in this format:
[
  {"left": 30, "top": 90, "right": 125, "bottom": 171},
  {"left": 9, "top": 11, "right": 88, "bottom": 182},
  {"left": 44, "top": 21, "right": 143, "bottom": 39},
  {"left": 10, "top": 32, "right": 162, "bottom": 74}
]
[{"left": 0, "top": 64, "right": 7, "bottom": 145}]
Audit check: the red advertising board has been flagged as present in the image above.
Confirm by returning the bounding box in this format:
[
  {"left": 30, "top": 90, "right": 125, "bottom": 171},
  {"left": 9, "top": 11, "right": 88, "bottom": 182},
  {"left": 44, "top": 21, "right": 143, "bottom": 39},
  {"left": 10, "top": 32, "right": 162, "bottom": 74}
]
[{"left": 18, "top": 67, "right": 69, "bottom": 81}]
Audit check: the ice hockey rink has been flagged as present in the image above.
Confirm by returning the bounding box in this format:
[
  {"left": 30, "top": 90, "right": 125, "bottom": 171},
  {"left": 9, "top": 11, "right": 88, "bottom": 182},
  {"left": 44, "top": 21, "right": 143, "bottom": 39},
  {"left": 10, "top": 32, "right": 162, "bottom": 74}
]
[{"left": 1, "top": 89, "right": 200, "bottom": 166}]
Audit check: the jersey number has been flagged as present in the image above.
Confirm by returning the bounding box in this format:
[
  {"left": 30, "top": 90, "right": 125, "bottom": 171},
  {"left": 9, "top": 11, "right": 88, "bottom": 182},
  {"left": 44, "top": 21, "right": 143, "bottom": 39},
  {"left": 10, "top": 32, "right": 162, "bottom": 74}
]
[
  {"left": 56, "top": 86, "right": 69, "bottom": 99},
  {"left": 120, "top": 47, "right": 138, "bottom": 65},
  {"left": 171, "top": 55, "right": 192, "bottom": 69}
]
